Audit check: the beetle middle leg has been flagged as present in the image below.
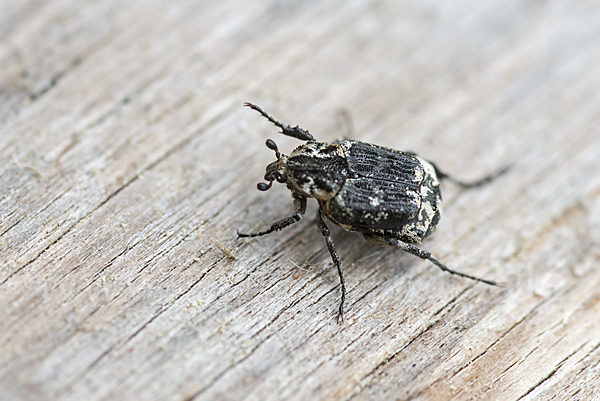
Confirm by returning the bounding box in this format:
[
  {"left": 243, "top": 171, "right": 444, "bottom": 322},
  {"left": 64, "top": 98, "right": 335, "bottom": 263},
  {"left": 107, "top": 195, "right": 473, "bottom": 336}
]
[
  {"left": 238, "top": 196, "right": 307, "bottom": 238},
  {"left": 315, "top": 209, "right": 346, "bottom": 323},
  {"left": 382, "top": 236, "right": 498, "bottom": 286}
]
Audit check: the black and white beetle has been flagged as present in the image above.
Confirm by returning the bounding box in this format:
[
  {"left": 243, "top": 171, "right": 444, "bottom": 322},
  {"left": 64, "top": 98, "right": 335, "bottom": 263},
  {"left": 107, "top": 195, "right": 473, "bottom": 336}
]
[{"left": 238, "top": 102, "right": 506, "bottom": 322}]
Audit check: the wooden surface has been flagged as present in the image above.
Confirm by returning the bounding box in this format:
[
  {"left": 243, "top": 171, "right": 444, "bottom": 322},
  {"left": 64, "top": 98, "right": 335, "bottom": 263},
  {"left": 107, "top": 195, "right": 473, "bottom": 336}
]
[{"left": 2, "top": 1, "right": 600, "bottom": 400}]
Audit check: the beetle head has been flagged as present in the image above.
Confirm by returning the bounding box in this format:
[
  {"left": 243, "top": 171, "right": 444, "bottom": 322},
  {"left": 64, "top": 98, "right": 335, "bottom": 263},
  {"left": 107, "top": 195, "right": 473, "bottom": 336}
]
[{"left": 257, "top": 139, "right": 288, "bottom": 191}]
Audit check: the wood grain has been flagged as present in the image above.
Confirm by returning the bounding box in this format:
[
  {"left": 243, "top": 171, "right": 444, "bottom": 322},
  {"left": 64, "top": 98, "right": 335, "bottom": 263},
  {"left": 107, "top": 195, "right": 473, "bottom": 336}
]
[{"left": 1, "top": 1, "right": 600, "bottom": 400}]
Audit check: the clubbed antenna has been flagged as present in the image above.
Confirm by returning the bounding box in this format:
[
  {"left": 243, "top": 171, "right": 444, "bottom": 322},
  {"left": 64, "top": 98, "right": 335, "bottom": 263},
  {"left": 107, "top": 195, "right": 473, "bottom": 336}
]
[
  {"left": 257, "top": 181, "right": 273, "bottom": 191},
  {"left": 266, "top": 139, "right": 280, "bottom": 159}
]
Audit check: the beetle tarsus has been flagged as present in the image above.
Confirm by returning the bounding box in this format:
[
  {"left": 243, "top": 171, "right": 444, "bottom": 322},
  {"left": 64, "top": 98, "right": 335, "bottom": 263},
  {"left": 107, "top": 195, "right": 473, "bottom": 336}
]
[{"left": 426, "top": 254, "right": 499, "bottom": 286}]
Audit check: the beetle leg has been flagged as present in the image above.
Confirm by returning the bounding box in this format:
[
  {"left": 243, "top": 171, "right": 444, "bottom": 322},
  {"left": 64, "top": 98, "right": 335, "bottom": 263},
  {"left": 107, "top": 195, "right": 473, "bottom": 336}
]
[
  {"left": 384, "top": 237, "right": 498, "bottom": 286},
  {"left": 237, "top": 196, "right": 306, "bottom": 238},
  {"left": 244, "top": 102, "right": 315, "bottom": 142},
  {"left": 432, "top": 162, "right": 511, "bottom": 188},
  {"left": 315, "top": 210, "right": 346, "bottom": 323}
]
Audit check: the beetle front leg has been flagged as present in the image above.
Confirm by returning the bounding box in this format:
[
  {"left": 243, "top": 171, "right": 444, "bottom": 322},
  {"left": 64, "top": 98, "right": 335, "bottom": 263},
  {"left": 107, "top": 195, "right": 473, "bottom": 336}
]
[
  {"left": 315, "top": 210, "right": 346, "bottom": 323},
  {"left": 244, "top": 102, "right": 315, "bottom": 142},
  {"left": 238, "top": 196, "right": 307, "bottom": 238},
  {"left": 384, "top": 237, "right": 498, "bottom": 286}
]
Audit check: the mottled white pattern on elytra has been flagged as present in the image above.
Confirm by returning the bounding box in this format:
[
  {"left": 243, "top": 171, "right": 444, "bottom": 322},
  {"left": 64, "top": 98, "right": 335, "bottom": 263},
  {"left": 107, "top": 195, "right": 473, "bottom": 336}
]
[{"left": 368, "top": 196, "right": 380, "bottom": 207}]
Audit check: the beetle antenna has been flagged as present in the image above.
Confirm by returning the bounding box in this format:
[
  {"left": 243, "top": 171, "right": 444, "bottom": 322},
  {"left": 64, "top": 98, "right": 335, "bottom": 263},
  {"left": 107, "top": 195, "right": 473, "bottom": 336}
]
[
  {"left": 257, "top": 181, "right": 273, "bottom": 191},
  {"left": 244, "top": 102, "right": 315, "bottom": 142},
  {"left": 266, "top": 139, "right": 280, "bottom": 159}
]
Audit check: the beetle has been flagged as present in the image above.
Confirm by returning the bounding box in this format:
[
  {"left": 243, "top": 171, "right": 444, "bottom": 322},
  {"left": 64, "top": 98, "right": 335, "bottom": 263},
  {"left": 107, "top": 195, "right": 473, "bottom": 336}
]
[{"left": 238, "top": 102, "right": 507, "bottom": 322}]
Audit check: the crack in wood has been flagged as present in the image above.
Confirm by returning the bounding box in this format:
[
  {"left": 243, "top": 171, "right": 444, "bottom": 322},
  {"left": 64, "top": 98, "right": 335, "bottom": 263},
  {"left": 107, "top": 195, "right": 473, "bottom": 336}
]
[{"left": 516, "top": 342, "right": 586, "bottom": 400}]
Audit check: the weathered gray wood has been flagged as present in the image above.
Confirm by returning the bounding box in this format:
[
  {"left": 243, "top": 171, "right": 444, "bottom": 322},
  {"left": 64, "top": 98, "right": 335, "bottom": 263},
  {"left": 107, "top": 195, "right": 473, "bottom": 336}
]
[{"left": 1, "top": 1, "right": 600, "bottom": 400}]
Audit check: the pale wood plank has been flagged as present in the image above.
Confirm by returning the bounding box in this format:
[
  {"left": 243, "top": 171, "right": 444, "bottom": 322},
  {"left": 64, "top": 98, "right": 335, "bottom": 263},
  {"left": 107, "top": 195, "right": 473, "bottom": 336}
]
[{"left": 1, "top": 1, "right": 600, "bottom": 400}]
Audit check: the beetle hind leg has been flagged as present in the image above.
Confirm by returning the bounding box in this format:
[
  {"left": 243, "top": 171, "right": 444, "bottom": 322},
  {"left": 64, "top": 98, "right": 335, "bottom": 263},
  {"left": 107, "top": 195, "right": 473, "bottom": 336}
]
[
  {"left": 433, "top": 163, "right": 511, "bottom": 188},
  {"left": 383, "top": 237, "right": 498, "bottom": 286},
  {"left": 237, "top": 196, "right": 306, "bottom": 238},
  {"left": 315, "top": 210, "right": 346, "bottom": 323}
]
